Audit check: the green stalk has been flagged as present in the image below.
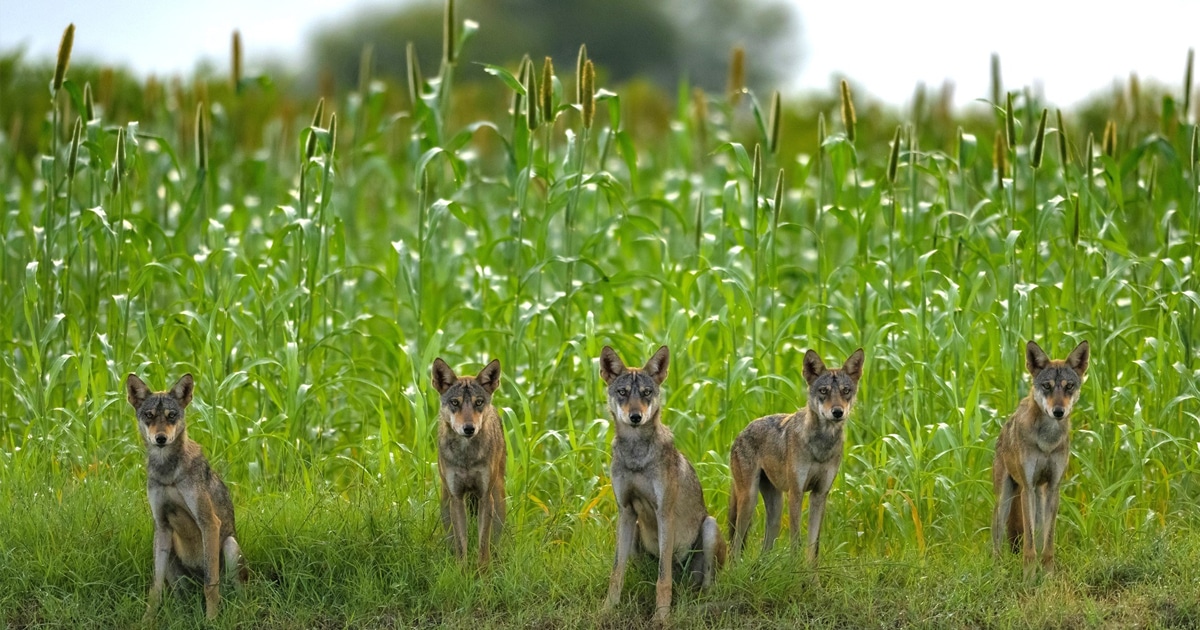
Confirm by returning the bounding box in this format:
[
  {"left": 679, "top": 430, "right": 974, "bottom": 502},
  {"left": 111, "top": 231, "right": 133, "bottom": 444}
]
[
  {"left": 814, "top": 113, "right": 827, "bottom": 331},
  {"left": 60, "top": 118, "right": 82, "bottom": 320},
  {"left": 436, "top": 0, "right": 457, "bottom": 142},
  {"left": 562, "top": 59, "right": 595, "bottom": 342},
  {"left": 955, "top": 127, "right": 969, "bottom": 269},
  {"left": 840, "top": 81, "right": 866, "bottom": 324},
  {"left": 43, "top": 24, "right": 73, "bottom": 326},
  {"left": 562, "top": 127, "right": 588, "bottom": 342},
  {"left": 416, "top": 169, "right": 428, "bottom": 361},
  {"left": 112, "top": 128, "right": 131, "bottom": 360},
  {"left": 311, "top": 114, "right": 337, "bottom": 344},
  {"left": 750, "top": 143, "right": 761, "bottom": 355},
  {"left": 886, "top": 125, "right": 901, "bottom": 311},
  {"left": 770, "top": 168, "right": 784, "bottom": 379},
  {"left": 297, "top": 100, "right": 324, "bottom": 339}
]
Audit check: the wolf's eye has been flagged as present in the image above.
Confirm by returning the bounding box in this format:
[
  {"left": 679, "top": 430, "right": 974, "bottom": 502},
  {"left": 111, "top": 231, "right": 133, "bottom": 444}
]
[
  {"left": 1064, "top": 383, "right": 1074, "bottom": 392},
  {"left": 841, "top": 387, "right": 851, "bottom": 396},
  {"left": 140, "top": 411, "right": 153, "bottom": 421},
  {"left": 474, "top": 398, "right": 484, "bottom": 408},
  {"left": 449, "top": 399, "right": 461, "bottom": 409},
  {"left": 641, "top": 388, "right": 652, "bottom": 398},
  {"left": 1042, "top": 382, "right": 1053, "bottom": 391},
  {"left": 166, "top": 411, "right": 178, "bottom": 421},
  {"left": 819, "top": 387, "right": 829, "bottom": 396},
  {"left": 617, "top": 388, "right": 629, "bottom": 397}
]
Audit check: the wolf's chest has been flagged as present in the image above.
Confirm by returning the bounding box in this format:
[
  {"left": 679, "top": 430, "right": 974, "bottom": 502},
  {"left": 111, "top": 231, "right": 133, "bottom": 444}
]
[
  {"left": 612, "top": 436, "right": 662, "bottom": 473},
  {"left": 439, "top": 432, "right": 494, "bottom": 467},
  {"left": 1033, "top": 420, "right": 1068, "bottom": 453},
  {"left": 804, "top": 426, "right": 844, "bottom": 462},
  {"left": 149, "top": 484, "right": 209, "bottom": 569},
  {"left": 150, "top": 484, "right": 192, "bottom": 519}
]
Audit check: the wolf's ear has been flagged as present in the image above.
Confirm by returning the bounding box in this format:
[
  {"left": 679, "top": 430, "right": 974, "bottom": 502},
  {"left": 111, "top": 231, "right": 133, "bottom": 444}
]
[
  {"left": 126, "top": 373, "right": 151, "bottom": 409},
  {"left": 842, "top": 348, "right": 865, "bottom": 382},
  {"left": 432, "top": 358, "right": 457, "bottom": 395},
  {"left": 1026, "top": 340, "right": 1050, "bottom": 377},
  {"left": 477, "top": 359, "right": 501, "bottom": 395},
  {"left": 170, "top": 374, "right": 194, "bottom": 407},
  {"left": 802, "top": 350, "right": 827, "bottom": 385},
  {"left": 1065, "top": 340, "right": 1089, "bottom": 376},
  {"left": 599, "top": 346, "right": 626, "bottom": 384},
  {"left": 643, "top": 345, "right": 670, "bottom": 385}
]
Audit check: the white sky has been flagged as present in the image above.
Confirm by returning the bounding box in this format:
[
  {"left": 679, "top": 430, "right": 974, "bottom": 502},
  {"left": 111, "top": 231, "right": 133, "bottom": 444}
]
[
  {"left": 1, "top": 0, "right": 1197, "bottom": 108},
  {"left": 795, "top": 0, "right": 1199, "bottom": 107}
]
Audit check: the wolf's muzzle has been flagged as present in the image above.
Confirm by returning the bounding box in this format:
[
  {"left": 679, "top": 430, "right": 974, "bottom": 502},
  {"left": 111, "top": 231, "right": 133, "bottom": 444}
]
[
  {"left": 629, "top": 412, "right": 643, "bottom": 426},
  {"left": 462, "top": 424, "right": 476, "bottom": 437},
  {"left": 155, "top": 434, "right": 168, "bottom": 446},
  {"left": 1052, "top": 407, "right": 1065, "bottom": 418},
  {"left": 831, "top": 407, "right": 845, "bottom": 420}
]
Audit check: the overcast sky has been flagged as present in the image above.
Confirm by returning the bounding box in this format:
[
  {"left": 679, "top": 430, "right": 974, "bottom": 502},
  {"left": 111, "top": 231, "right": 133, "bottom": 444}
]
[{"left": 2, "top": 0, "right": 1197, "bottom": 108}]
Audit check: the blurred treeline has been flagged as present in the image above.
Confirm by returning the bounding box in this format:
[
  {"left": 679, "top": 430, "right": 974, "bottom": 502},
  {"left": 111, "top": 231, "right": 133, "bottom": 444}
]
[
  {"left": 311, "top": 0, "right": 798, "bottom": 91},
  {"left": 0, "top": 0, "right": 1193, "bottom": 180},
  {"left": 1, "top": 0, "right": 794, "bottom": 156}
]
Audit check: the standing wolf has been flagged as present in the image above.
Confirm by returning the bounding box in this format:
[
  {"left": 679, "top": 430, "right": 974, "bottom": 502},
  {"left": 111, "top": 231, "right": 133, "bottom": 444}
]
[
  {"left": 992, "top": 340, "right": 1089, "bottom": 580},
  {"left": 727, "top": 348, "right": 864, "bottom": 564},
  {"left": 432, "top": 358, "right": 506, "bottom": 566},
  {"left": 599, "top": 345, "right": 723, "bottom": 623},
  {"left": 127, "top": 373, "right": 246, "bottom": 621}
]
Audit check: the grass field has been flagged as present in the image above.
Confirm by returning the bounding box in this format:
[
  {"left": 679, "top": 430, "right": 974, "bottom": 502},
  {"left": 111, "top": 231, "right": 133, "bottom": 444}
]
[{"left": 2, "top": 15, "right": 1200, "bottom": 628}]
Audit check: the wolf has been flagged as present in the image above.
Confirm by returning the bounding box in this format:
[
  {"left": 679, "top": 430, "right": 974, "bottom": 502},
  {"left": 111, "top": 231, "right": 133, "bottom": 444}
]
[
  {"left": 727, "top": 348, "right": 864, "bottom": 564},
  {"left": 126, "top": 373, "right": 246, "bottom": 620},
  {"left": 992, "top": 340, "right": 1089, "bottom": 580},
  {"left": 432, "top": 357, "right": 506, "bottom": 565},
  {"left": 598, "top": 345, "right": 723, "bottom": 623}
]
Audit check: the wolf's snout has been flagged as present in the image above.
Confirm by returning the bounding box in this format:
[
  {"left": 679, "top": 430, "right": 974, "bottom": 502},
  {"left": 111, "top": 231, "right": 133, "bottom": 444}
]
[
  {"left": 831, "top": 407, "right": 845, "bottom": 419},
  {"left": 155, "top": 434, "right": 168, "bottom": 446},
  {"left": 1052, "top": 407, "right": 1065, "bottom": 418},
  {"left": 629, "top": 411, "right": 643, "bottom": 425},
  {"left": 462, "top": 424, "right": 476, "bottom": 437}
]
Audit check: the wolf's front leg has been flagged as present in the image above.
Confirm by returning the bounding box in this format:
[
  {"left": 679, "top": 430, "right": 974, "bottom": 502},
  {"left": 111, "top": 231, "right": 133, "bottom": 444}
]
[
  {"left": 439, "top": 478, "right": 454, "bottom": 546},
  {"left": 653, "top": 507, "right": 675, "bottom": 624},
  {"left": 144, "top": 526, "right": 172, "bottom": 621},
  {"left": 603, "top": 506, "right": 637, "bottom": 612},
  {"left": 448, "top": 494, "right": 470, "bottom": 559},
  {"left": 490, "top": 481, "right": 506, "bottom": 544},
  {"left": 697, "top": 515, "right": 720, "bottom": 590},
  {"left": 1020, "top": 477, "right": 1039, "bottom": 582},
  {"left": 806, "top": 489, "right": 829, "bottom": 566},
  {"left": 992, "top": 474, "right": 1017, "bottom": 557},
  {"left": 477, "top": 489, "right": 493, "bottom": 565},
  {"left": 1042, "top": 478, "right": 1063, "bottom": 573},
  {"left": 789, "top": 466, "right": 811, "bottom": 552},
  {"left": 201, "top": 515, "right": 223, "bottom": 620}
]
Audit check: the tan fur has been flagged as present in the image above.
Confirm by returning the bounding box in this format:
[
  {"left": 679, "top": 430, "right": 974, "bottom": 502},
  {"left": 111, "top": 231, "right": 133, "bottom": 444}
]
[
  {"left": 992, "top": 340, "right": 1089, "bottom": 581},
  {"left": 599, "top": 345, "right": 724, "bottom": 624},
  {"left": 127, "top": 373, "right": 246, "bottom": 622},
  {"left": 728, "top": 348, "right": 864, "bottom": 565},
  {"left": 432, "top": 358, "right": 506, "bottom": 566}
]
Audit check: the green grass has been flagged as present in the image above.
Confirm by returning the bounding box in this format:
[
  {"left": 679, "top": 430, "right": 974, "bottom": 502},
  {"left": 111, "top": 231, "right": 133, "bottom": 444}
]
[
  {"left": 2, "top": 15, "right": 1200, "bottom": 628},
  {"left": 6, "top": 476, "right": 1200, "bottom": 628}
]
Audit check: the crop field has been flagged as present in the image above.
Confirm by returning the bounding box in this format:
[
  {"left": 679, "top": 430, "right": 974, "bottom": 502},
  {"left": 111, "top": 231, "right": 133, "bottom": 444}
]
[{"left": 2, "top": 14, "right": 1200, "bottom": 629}]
